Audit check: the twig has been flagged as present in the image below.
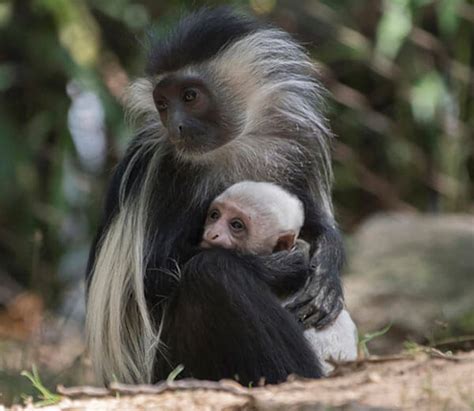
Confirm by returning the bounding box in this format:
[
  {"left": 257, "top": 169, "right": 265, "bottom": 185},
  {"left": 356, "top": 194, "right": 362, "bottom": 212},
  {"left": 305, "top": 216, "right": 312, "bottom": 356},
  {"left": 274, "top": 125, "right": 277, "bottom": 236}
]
[
  {"left": 57, "top": 385, "right": 110, "bottom": 398},
  {"left": 329, "top": 354, "right": 413, "bottom": 367},
  {"left": 433, "top": 335, "right": 474, "bottom": 348},
  {"left": 425, "top": 347, "right": 462, "bottom": 362},
  {"left": 330, "top": 349, "right": 464, "bottom": 371},
  {"left": 109, "top": 379, "right": 251, "bottom": 397}
]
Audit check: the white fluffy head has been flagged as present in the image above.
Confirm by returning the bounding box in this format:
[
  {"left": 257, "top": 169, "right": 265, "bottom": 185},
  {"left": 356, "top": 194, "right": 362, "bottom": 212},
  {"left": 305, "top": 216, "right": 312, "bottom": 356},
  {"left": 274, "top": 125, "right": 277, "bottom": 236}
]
[{"left": 215, "top": 181, "right": 305, "bottom": 239}]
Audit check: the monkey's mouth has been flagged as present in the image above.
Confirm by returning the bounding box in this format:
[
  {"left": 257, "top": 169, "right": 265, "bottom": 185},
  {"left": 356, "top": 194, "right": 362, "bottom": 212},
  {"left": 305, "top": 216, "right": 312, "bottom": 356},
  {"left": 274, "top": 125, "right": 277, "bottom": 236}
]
[
  {"left": 171, "top": 133, "right": 229, "bottom": 156},
  {"left": 172, "top": 136, "right": 210, "bottom": 153}
]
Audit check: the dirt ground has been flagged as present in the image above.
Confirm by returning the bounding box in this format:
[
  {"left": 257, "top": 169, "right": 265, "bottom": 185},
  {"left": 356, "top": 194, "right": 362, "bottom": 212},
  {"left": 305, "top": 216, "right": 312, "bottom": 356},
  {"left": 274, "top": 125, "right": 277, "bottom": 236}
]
[{"left": 5, "top": 351, "right": 473, "bottom": 411}]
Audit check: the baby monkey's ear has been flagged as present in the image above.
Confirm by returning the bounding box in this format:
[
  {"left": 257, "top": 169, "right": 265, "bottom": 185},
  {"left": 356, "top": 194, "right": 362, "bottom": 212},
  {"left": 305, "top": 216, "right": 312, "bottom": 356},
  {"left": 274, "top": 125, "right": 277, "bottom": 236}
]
[{"left": 274, "top": 231, "right": 297, "bottom": 252}]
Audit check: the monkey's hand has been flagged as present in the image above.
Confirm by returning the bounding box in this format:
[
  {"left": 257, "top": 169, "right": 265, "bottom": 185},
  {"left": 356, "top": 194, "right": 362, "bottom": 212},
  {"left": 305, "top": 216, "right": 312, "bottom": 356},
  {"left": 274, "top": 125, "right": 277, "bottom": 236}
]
[
  {"left": 253, "top": 241, "right": 311, "bottom": 295},
  {"left": 284, "top": 232, "right": 344, "bottom": 330}
]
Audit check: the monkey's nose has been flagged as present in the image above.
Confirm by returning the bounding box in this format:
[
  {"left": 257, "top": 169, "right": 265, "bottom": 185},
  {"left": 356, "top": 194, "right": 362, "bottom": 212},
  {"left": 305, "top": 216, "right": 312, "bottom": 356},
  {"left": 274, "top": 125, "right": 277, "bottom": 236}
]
[{"left": 211, "top": 234, "right": 219, "bottom": 240}]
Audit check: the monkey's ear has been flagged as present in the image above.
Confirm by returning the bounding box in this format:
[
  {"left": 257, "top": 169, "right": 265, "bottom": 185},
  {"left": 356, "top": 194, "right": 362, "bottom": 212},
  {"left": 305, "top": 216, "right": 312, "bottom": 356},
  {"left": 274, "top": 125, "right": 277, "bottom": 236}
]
[{"left": 274, "top": 231, "right": 297, "bottom": 252}]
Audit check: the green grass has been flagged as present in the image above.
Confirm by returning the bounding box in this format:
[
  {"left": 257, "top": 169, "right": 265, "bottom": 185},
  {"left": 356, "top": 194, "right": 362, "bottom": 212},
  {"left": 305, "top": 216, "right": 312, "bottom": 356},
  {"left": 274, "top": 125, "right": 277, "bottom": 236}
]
[
  {"left": 166, "top": 364, "right": 185, "bottom": 383},
  {"left": 21, "top": 365, "right": 61, "bottom": 406},
  {"left": 358, "top": 323, "right": 392, "bottom": 356}
]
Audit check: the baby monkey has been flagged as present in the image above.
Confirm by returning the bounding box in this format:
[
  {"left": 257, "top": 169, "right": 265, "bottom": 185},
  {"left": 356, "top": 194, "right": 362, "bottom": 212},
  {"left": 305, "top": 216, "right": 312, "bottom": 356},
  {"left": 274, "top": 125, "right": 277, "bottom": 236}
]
[
  {"left": 201, "top": 181, "right": 304, "bottom": 255},
  {"left": 201, "top": 181, "right": 358, "bottom": 375}
]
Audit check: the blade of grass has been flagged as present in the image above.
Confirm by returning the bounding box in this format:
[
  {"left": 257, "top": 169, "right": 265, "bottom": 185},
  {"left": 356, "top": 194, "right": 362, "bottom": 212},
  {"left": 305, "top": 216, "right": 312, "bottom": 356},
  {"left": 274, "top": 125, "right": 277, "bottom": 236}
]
[
  {"left": 21, "top": 365, "right": 61, "bottom": 406},
  {"left": 167, "top": 364, "right": 185, "bottom": 383}
]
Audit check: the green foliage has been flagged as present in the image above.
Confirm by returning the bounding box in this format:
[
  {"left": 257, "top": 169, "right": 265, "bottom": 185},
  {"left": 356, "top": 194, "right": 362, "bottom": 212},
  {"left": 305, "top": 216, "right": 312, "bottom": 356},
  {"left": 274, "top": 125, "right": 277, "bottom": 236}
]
[
  {"left": 0, "top": 0, "right": 472, "bottom": 301},
  {"left": 358, "top": 324, "right": 392, "bottom": 356},
  {"left": 375, "top": 0, "right": 412, "bottom": 59},
  {"left": 167, "top": 364, "right": 185, "bottom": 382},
  {"left": 410, "top": 71, "right": 446, "bottom": 124},
  {"left": 21, "top": 366, "right": 61, "bottom": 406},
  {"left": 436, "top": 0, "right": 463, "bottom": 37}
]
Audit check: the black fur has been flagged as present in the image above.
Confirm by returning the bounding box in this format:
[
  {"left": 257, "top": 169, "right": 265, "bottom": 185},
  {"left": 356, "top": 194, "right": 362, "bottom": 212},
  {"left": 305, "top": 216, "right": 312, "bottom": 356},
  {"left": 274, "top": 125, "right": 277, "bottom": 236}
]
[
  {"left": 87, "top": 145, "right": 323, "bottom": 382},
  {"left": 155, "top": 248, "right": 321, "bottom": 384},
  {"left": 147, "top": 7, "right": 261, "bottom": 75},
  {"left": 284, "top": 176, "right": 345, "bottom": 329},
  {"left": 87, "top": 8, "right": 345, "bottom": 384}
]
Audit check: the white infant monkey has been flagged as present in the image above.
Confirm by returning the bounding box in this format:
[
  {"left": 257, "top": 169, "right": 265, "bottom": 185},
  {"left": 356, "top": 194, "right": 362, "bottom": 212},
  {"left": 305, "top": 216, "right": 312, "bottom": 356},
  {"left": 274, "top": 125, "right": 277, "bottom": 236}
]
[
  {"left": 201, "top": 181, "right": 304, "bottom": 254},
  {"left": 201, "top": 181, "right": 358, "bottom": 375}
]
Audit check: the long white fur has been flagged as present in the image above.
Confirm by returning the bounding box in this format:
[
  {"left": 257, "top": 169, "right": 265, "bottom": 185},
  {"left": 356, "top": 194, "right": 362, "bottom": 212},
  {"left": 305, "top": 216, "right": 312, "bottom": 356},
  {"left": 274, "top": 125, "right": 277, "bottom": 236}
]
[
  {"left": 86, "top": 141, "right": 169, "bottom": 384},
  {"left": 86, "top": 24, "right": 335, "bottom": 384},
  {"left": 211, "top": 31, "right": 333, "bottom": 208}
]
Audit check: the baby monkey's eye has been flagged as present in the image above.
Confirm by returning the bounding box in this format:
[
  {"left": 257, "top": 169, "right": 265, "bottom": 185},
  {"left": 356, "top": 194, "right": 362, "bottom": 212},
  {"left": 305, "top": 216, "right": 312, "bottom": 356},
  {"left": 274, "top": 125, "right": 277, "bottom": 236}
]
[
  {"left": 208, "top": 209, "right": 220, "bottom": 220},
  {"left": 230, "top": 219, "right": 245, "bottom": 232}
]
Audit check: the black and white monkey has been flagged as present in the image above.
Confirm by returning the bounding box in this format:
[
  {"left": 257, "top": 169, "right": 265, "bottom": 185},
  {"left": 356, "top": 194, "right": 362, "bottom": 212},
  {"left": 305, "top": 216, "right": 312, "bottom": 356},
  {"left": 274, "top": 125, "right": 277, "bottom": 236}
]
[
  {"left": 201, "top": 181, "right": 358, "bottom": 375},
  {"left": 86, "top": 8, "right": 346, "bottom": 385}
]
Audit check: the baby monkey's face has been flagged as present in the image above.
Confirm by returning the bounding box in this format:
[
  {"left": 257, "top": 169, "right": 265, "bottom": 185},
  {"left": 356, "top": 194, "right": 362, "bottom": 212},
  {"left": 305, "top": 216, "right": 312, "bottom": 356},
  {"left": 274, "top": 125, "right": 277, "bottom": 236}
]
[
  {"left": 200, "top": 199, "right": 297, "bottom": 255},
  {"left": 200, "top": 200, "right": 253, "bottom": 252}
]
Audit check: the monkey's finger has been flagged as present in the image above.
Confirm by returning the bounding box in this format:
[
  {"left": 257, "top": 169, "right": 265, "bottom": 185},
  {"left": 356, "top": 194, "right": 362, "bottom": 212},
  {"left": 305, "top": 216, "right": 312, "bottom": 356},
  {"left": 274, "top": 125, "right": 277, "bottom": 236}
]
[
  {"left": 285, "top": 296, "right": 314, "bottom": 319},
  {"left": 291, "top": 302, "right": 326, "bottom": 326},
  {"left": 301, "top": 310, "right": 326, "bottom": 328},
  {"left": 286, "top": 281, "right": 326, "bottom": 311},
  {"left": 302, "top": 297, "right": 343, "bottom": 329},
  {"left": 284, "top": 288, "right": 312, "bottom": 309},
  {"left": 287, "top": 285, "right": 343, "bottom": 326}
]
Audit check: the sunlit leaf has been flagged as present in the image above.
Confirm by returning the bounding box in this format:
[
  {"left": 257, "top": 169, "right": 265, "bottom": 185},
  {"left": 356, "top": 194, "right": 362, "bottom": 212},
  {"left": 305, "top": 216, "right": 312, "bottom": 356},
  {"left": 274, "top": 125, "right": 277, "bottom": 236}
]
[
  {"left": 36, "top": 0, "right": 100, "bottom": 67},
  {"left": 436, "top": 0, "right": 462, "bottom": 37},
  {"left": 410, "top": 71, "right": 446, "bottom": 124},
  {"left": 0, "top": 2, "right": 12, "bottom": 28},
  {"left": 375, "top": 0, "right": 412, "bottom": 60}
]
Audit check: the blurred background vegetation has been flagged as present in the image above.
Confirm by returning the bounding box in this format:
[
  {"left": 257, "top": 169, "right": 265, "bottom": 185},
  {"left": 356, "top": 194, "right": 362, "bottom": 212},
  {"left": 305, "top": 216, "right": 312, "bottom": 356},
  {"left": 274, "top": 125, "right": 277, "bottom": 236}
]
[{"left": 0, "top": 0, "right": 472, "bottom": 405}]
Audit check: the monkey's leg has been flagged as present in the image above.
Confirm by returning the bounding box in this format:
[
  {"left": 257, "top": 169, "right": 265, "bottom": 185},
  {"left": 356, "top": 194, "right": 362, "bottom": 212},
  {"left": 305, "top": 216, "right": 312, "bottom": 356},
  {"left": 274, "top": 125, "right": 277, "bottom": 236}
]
[{"left": 159, "top": 248, "right": 322, "bottom": 385}]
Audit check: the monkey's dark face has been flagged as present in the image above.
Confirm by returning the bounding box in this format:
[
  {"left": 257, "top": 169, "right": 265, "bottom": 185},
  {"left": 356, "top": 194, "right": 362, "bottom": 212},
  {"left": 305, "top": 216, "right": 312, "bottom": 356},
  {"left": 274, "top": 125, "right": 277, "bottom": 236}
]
[{"left": 153, "top": 75, "right": 231, "bottom": 154}]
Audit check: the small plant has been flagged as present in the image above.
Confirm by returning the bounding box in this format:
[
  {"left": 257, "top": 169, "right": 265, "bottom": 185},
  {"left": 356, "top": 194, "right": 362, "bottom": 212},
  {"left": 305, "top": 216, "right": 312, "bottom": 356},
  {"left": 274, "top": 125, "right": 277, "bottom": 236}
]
[
  {"left": 358, "top": 323, "right": 392, "bottom": 357},
  {"left": 403, "top": 340, "right": 423, "bottom": 354},
  {"left": 21, "top": 365, "right": 61, "bottom": 406},
  {"left": 167, "top": 364, "right": 185, "bottom": 383},
  {"left": 403, "top": 340, "right": 454, "bottom": 359}
]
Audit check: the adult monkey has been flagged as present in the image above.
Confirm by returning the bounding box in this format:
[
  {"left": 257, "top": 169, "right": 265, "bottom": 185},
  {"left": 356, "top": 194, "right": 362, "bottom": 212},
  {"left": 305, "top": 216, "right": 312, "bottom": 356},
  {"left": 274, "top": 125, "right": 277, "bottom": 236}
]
[{"left": 86, "top": 7, "right": 344, "bottom": 385}]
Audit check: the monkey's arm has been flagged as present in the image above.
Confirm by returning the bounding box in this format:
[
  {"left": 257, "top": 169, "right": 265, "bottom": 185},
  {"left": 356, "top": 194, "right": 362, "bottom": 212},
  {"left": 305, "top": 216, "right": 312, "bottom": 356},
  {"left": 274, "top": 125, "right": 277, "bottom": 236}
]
[
  {"left": 157, "top": 247, "right": 322, "bottom": 384},
  {"left": 285, "top": 216, "right": 345, "bottom": 329},
  {"left": 249, "top": 241, "right": 311, "bottom": 296}
]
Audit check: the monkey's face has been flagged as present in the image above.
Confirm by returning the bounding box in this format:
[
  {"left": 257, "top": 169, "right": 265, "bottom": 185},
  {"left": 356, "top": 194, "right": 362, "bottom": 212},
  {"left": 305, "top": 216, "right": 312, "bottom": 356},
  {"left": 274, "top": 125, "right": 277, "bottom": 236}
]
[
  {"left": 200, "top": 200, "right": 251, "bottom": 251},
  {"left": 153, "top": 75, "right": 233, "bottom": 155},
  {"left": 200, "top": 199, "right": 287, "bottom": 255}
]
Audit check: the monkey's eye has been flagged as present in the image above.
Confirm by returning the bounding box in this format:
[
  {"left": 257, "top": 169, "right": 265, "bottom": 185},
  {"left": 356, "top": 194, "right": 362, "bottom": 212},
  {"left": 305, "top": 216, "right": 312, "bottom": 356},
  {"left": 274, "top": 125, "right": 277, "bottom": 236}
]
[
  {"left": 230, "top": 219, "right": 245, "bottom": 232},
  {"left": 155, "top": 100, "right": 168, "bottom": 112},
  {"left": 183, "top": 88, "right": 198, "bottom": 103},
  {"left": 208, "top": 209, "right": 220, "bottom": 220}
]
